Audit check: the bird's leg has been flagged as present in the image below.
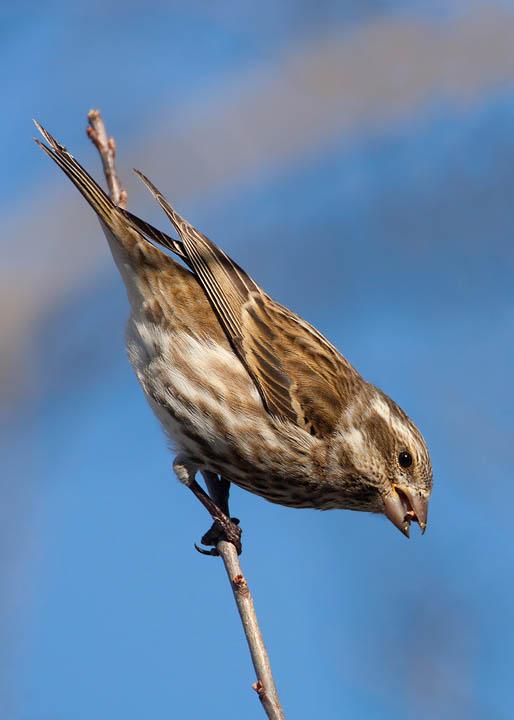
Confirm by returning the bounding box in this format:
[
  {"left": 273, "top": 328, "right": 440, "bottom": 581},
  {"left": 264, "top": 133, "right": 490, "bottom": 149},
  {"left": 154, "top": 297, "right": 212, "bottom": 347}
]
[
  {"left": 202, "top": 470, "right": 231, "bottom": 515},
  {"left": 191, "top": 476, "right": 242, "bottom": 556},
  {"left": 173, "top": 456, "right": 242, "bottom": 555},
  {"left": 200, "top": 472, "right": 241, "bottom": 551}
]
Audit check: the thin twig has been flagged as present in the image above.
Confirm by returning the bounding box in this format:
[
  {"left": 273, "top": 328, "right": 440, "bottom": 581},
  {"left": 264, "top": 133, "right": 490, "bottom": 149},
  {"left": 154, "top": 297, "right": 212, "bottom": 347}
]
[
  {"left": 86, "top": 110, "right": 286, "bottom": 719},
  {"left": 86, "top": 109, "right": 127, "bottom": 208},
  {"left": 218, "top": 541, "right": 286, "bottom": 720}
]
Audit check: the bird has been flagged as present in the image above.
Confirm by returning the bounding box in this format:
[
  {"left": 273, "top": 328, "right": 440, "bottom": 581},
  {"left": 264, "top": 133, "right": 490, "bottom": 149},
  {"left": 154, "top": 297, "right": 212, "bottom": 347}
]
[{"left": 34, "top": 120, "right": 433, "bottom": 554}]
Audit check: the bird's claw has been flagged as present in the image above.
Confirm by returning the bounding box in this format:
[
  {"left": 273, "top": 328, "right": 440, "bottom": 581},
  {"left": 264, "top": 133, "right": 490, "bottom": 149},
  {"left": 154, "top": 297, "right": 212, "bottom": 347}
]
[
  {"left": 194, "top": 543, "right": 220, "bottom": 556},
  {"left": 195, "top": 517, "right": 243, "bottom": 556}
]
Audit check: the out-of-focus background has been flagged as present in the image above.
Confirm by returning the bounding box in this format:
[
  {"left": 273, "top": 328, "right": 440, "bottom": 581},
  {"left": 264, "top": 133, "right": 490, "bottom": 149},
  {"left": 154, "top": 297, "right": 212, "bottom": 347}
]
[{"left": 2, "top": 1, "right": 514, "bottom": 718}]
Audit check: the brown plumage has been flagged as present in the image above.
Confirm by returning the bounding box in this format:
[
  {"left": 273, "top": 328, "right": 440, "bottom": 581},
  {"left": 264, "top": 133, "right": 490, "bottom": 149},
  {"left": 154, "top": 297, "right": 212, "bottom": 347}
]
[{"left": 34, "top": 121, "right": 433, "bottom": 551}]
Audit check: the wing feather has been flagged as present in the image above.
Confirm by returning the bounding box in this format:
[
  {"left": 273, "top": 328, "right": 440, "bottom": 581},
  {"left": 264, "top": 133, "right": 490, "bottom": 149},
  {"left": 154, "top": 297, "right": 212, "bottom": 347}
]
[{"left": 135, "top": 171, "right": 360, "bottom": 435}]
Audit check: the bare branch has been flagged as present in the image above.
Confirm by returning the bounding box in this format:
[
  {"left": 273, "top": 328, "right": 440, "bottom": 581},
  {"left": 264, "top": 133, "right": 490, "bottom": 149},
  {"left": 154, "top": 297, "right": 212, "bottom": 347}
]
[
  {"left": 86, "top": 111, "right": 286, "bottom": 719},
  {"left": 217, "top": 540, "right": 286, "bottom": 720},
  {"left": 86, "top": 109, "right": 127, "bottom": 208}
]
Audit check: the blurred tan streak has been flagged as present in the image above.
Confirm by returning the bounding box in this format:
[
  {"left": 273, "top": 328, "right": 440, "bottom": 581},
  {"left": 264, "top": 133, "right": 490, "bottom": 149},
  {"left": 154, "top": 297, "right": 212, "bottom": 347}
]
[
  {"left": 1, "top": 193, "right": 110, "bottom": 407},
  {"left": 138, "top": 3, "right": 514, "bottom": 193},
  {"left": 3, "top": 3, "right": 514, "bottom": 405}
]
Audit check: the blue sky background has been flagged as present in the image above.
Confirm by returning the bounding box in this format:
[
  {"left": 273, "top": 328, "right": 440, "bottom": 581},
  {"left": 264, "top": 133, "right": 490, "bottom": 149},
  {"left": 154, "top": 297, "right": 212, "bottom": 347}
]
[{"left": 2, "top": 1, "right": 514, "bottom": 718}]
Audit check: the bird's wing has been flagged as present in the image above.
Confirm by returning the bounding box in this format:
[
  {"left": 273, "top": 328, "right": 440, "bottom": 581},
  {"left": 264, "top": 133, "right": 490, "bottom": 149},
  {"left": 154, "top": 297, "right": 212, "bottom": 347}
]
[
  {"left": 118, "top": 207, "right": 189, "bottom": 261},
  {"left": 136, "top": 170, "right": 360, "bottom": 436}
]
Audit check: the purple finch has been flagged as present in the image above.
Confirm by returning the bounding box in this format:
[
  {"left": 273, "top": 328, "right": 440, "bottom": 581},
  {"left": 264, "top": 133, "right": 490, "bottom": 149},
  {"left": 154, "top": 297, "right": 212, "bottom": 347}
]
[{"left": 34, "top": 121, "right": 432, "bottom": 553}]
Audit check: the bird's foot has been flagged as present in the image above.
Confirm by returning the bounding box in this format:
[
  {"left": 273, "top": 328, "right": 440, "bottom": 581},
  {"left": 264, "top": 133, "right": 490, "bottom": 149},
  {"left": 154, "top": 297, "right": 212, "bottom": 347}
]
[
  {"left": 195, "top": 516, "right": 242, "bottom": 556},
  {"left": 184, "top": 477, "right": 242, "bottom": 556}
]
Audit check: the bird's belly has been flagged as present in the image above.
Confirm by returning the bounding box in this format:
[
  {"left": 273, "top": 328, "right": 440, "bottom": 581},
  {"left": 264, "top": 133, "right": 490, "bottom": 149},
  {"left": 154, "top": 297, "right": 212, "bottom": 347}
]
[{"left": 125, "top": 318, "right": 328, "bottom": 507}]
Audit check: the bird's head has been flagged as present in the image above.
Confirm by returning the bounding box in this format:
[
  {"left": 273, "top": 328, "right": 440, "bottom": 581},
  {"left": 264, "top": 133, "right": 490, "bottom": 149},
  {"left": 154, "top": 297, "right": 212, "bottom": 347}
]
[{"left": 330, "top": 387, "right": 433, "bottom": 537}]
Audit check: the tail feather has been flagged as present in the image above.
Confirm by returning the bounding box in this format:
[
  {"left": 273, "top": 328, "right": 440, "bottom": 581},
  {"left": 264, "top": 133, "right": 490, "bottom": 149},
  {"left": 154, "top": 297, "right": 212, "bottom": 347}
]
[
  {"left": 33, "top": 120, "right": 187, "bottom": 261},
  {"left": 34, "top": 120, "right": 115, "bottom": 227}
]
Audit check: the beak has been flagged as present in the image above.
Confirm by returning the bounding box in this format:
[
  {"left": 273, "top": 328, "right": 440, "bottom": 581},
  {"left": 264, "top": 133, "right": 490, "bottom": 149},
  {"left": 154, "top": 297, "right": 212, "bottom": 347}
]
[{"left": 383, "top": 486, "right": 429, "bottom": 538}]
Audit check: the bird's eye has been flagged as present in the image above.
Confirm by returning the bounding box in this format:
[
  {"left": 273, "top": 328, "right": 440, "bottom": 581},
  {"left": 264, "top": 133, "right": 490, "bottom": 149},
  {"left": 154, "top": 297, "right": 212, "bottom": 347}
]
[{"left": 398, "top": 451, "right": 413, "bottom": 468}]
